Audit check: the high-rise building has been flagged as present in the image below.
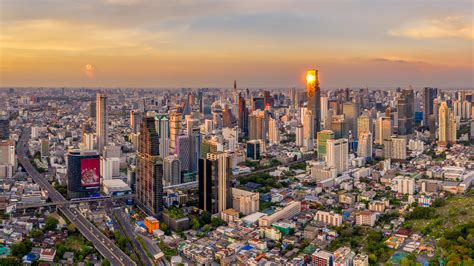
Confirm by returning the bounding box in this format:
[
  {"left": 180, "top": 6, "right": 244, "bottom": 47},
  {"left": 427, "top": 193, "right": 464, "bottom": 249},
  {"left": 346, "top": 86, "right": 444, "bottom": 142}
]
[
  {"left": 0, "top": 118, "right": 10, "bottom": 140},
  {"left": 40, "top": 139, "right": 49, "bottom": 158},
  {"left": 0, "top": 140, "right": 16, "bottom": 178},
  {"left": 268, "top": 117, "right": 280, "bottom": 144},
  {"left": 375, "top": 116, "right": 392, "bottom": 145},
  {"left": 189, "top": 127, "right": 201, "bottom": 173},
  {"left": 320, "top": 96, "right": 328, "bottom": 129},
  {"left": 438, "top": 102, "right": 457, "bottom": 147},
  {"left": 326, "top": 138, "right": 349, "bottom": 174},
  {"left": 342, "top": 102, "right": 359, "bottom": 137},
  {"left": 156, "top": 114, "right": 170, "bottom": 158},
  {"left": 423, "top": 87, "right": 437, "bottom": 124},
  {"left": 198, "top": 152, "right": 231, "bottom": 214},
  {"left": 306, "top": 69, "right": 321, "bottom": 135},
  {"left": 169, "top": 112, "right": 182, "bottom": 154},
  {"left": 252, "top": 97, "right": 265, "bottom": 110},
  {"left": 357, "top": 113, "right": 371, "bottom": 137},
  {"left": 303, "top": 110, "right": 315, "bottom": 151},
  {"left": 357, "top": 132, "right": 372, "bottom": 158},
  {"left": 384, "top": 135, "right": 407, "bottom": 160},
  {"left": 247, "top": 140, "right": 261, "bottom": 160},
  {"left": 136, "top": 117, "right": 163, "bottom": 217},
  {"left": 397, "top": 89, "right": 415, "bottom": 135},
  {"left": 89, "top": 101, "right": 96, "bottom": 118},
  {"left": 176, "top": 135, "right": 191, "bottom": 172},
  {"left": 130, "top": 110, "right": 141, "bottom": 134},
  {"left": 96, "top": 93, "right": 108, "bottom": 154},
  {"left": 66, "top": 150, "right": 100, "bottom": 199},
  {"left": 295, "top": 124, "right": 304, "bottom": 147},
  {"left": 317, "top": 130, "right": 335, "bottom": 159},
  {"left": 163, "top": 155, "right": 181, "bottom": 186},
  {"left": 238, "top": 93, "right": 249, "bottom": 137},
  {"left": 248, "top": 110, "right": 266, "bottom": 141},
  {"left": 394, "top": 176, "right": 415, "bottom": 195}
]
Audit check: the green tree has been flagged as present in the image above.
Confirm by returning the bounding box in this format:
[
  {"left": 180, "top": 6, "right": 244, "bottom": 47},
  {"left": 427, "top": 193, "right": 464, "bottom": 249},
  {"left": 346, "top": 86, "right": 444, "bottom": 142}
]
[
  {"left": 28, "top": 229, "right": 43, "bottom": 238},
  {"left": 0, "top": 257, "right": 20, "bottom": 265},
  {"left": 190, "top": 217, "right": 200, "bottom": 230},
  {"left": 211, "top": 217, "right": 225, "bottom": 228},
  {"left": 10, "top": 240, "right": 32, "bottom": 258},
  {"left": 43, "top": 216, "right": 59, "bottom": 231},
  {"left": 67, "top": 223, "right": 77, "bottom": 233}
]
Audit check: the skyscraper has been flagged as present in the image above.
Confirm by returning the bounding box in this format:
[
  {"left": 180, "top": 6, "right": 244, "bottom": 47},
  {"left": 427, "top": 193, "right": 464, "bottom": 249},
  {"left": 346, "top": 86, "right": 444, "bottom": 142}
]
[
  {"left": 317, "top": 130, "right": 335, "bottom": 159},
  {"left": 326, "top": 138, "right": 349, "bottom": 174},
  {"left": 198, "top": 152, "right": 231, "bottom": 214},
  {"left": 306, "top": 69, "right": 321, "bottom": 135},
  {"left": 136, "top": 116, "right": 163, "bottom": 217},
  {"left": 163, "top": 155, "right": 181, "bottom": 186},
  {"left": 248, "top": 110, "right": 266, "bottom": 141},
  {"left": 268, "top": 117, "right": 280, "bottom": 144},
  {"left": 66, "top": 150, "right": 100, "bottom": 199},
  {"left": 357, "top": 113, "right": 371, "bottom": 138},
  {"left": 357, "top": 132, "right": 373, "bottom": 158},
  {"left": 130, "top": 110, "right": 141, "bottom": 134},
  {"left": 238, "top": 93, "right": 249, "bottom": 137},
  {"left": 96, "top": 92, "right": 108, "bottom": 154},
  {"left": 176, "top": 135, "right": 191, "bottom": 172},
  {"left": 375, "top": 116, "right": 392, "bottom": 145},
  {"left": 423, "top": 87, "right": 437, "bottom": 124},
  {"left": 169, "top": 112, "right": 182, "bottom": 154},
  {"left": 397, "top": 89, "right": 415, "bottom": 135},
  {"left": 189, "top": 127, "right": 201, "bottom": 173},
  {"left": 438, "top": 102, "right": 457, "bottom": 147},
  {"left": 303, "top": 110, "right": 315, "bottom": 151},
  {"left": 0, "top": 118, "right": 10, "bottom": 140},
  {"left": 156, "top": 114, "right": 170, "bottom": 158},
  {"left": 342, "top": 102, "right": 359, "bottom": 137}
]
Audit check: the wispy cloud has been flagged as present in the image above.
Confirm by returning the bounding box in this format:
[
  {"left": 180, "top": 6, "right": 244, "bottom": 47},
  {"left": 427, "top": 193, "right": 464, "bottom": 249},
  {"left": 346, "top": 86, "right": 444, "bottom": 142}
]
[{"left": 389, "top": 16, "right": 473, "bottom": 40}]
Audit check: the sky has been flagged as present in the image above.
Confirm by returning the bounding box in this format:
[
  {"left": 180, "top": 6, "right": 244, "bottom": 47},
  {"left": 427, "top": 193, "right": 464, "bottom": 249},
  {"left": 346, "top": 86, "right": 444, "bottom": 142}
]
[{"left": 0, "top": 0, "right": 473, "bottom": 88}]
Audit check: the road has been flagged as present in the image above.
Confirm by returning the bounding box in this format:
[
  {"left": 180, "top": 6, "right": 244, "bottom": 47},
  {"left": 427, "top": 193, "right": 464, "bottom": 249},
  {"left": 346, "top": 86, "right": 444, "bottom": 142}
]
[
  {"left": 235, "top": 155, "right": 315, "bottom": 178},
  {"left": 17, "top": 129, "right": 136, "bottom": 266},
  {"left": 112, "top": 208, "right": 154, "bottom": 266},
  {"left": 16, "top": 194, "right": 135, "bottom": 209}
]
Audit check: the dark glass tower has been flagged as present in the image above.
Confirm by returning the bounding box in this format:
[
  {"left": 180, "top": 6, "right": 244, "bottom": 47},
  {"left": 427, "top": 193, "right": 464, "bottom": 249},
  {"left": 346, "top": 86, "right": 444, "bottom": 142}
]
[{"left": 307, "top": 69, "right": 321, "bottom": 135}]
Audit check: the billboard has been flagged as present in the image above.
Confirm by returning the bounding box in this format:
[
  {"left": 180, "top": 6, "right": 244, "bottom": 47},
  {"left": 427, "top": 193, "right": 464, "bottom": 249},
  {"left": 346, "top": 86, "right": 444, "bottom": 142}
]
[{"left": 80, "top": 158, "right": 100, "bottom": 187}]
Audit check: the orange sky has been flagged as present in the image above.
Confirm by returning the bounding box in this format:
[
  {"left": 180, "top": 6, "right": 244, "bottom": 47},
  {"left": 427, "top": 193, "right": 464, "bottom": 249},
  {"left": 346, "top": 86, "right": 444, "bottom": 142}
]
[{"left": 1, "top": 0, "right": 473, "bottom": 88}]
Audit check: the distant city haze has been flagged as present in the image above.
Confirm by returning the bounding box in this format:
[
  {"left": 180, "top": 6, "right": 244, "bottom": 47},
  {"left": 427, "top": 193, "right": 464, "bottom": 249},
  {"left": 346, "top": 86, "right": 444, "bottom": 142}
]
[{"left": 0, "top": 0, "right": 472, "bottom": 88}]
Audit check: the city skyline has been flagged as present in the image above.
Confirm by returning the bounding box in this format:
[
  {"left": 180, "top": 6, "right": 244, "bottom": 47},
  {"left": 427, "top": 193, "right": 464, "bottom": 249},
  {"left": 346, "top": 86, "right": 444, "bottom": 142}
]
[{"left": 1, "top": 0, "right": 473, "bottom": 88}]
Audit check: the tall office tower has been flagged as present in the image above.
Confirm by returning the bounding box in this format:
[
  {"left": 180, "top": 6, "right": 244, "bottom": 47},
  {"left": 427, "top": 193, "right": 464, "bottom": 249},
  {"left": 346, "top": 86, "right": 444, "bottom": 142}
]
[
  {"left": 303, "top": 110, "right": 315, "bottom": 151},
  {"left": 248, "top": 110, "right": 266, "bottom": 141},
  {"left": 357, "top": 113, "right": 371, "bottom": 138},
  {"left": 358, "top": 132, "right": 373, "bottom": 158},
  {"left": 156, "top": 114, "right": 170, "bottom": 158},
  {"left": 384, "top": 136, "right": 407, "bottom": 160},
  {"left": 198, "top": 90, "right": 204, "bottom": 114},
  {"left": 238, "top": 93, "right": 249, "bottom": 137},
  {"left": 0, "top": 140, "right": 16, "bottom": 178},
  {"left": 247, "top": 140, "right": 261, "bottom": 160},
  {"left": 320, "top": 96, "right": 328, "bottom": 129},
  {"left": 397, "top": 89, "right": 415, "bottom": 135},
  {"left": 326, "top": 138, "right": 349, "bottom": 174},
  {"left": 317, "top": 130, "right": 335, "bottom": 159},
  {"left": 268, "top": 117, "right": 280, "bottom": 144},
  {"left": 290, "top": 88, "right": 297, "bottom": 107},
  {"left": 136, "top": 117, "right": 163, "bottom": 217},
  {"left": 130, "top": 110, "right": 141, "bottom": 134},
  {"left": 295, "top": 124, "right": 304, "bottom": 147},
  {"left": 463, "top": 101, "right": 472, "bottom": 120},
  {"left": 342, "top": 102, "right": 360, "bottom": 137},
  {"left": 163, "top": 155, "right": 181, "bottom": 186},
  {"left": 306, "top": 69, "right": 321, "bottom": 135},
  {"left": 252, "top": 97, "right": 265, "bottom": 110},
  {"left": 375, "top": 116, "right": 392, "bottom": 144},
  {"left": 67, "top": 150, "right": 100, "bottom": 199},
  {"left": 169, "top": 112, "right": 182, "bottom": 154},
  {"left": 423, "top": 87, "right": 437, "bottom": 124},
  {"left": 96, "top": 92, "right": 108, "bottom": 154},
  {"left": 176, "top": 135, "right": 191, "bottom": 172},
  {"left": 221, "top": 106, "right": 234, "bottom": 128},
  {"left": 0, "top": 118, "right": 10, "bottom": 140},
  {"left": 263, "top": 91, "right": 271, "bottom": 108},
  {"left": 438, "top": 102, "right": 457, "bottom": 147},
  {"left": 189, "top": 127, "right": 201, "bottom": 173},
  {"left": 89, "top": 101, "right": 96, "bottom": 118},
  {"left": 198, "top": 152, "right": 231, "bottom": 214}
]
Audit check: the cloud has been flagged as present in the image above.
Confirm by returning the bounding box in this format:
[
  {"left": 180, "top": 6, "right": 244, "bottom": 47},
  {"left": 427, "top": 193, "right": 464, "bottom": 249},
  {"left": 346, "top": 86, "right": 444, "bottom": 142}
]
[
  {"left": 389, "top": 16, "right": 473, "bottom": 40},
  {"left": 371, "top": 57, "right": 425, "bottom": 64}
]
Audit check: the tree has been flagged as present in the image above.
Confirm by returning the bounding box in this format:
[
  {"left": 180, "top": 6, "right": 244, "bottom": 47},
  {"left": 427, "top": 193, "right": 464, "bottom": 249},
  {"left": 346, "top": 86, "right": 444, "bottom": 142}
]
[
  {"left": 11, "top": 240, "right": 32, "bottom": 258},
  {"left": 190, "top": 217, "right": 200, "bottom": 230},
  {"left": 67, "top": 223, "right": 77, "bottom": 233},
  {"left": 102, "top": 259, "right": 111, "bottom": 266},
  {"left": 43, "top": 216, "right": 59, "bottom": 231},
  {"left": 0, "top": 257, "right": 20, "bottom": 265},
  {"left": 28, "top": 229, "right": 43, "bottom": 238},
  {"left": 211, "top": 217, "right": 225, "bottom": 228},
  {"left": 200, "top": 211, "right": 211, "bottom": 225}
]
